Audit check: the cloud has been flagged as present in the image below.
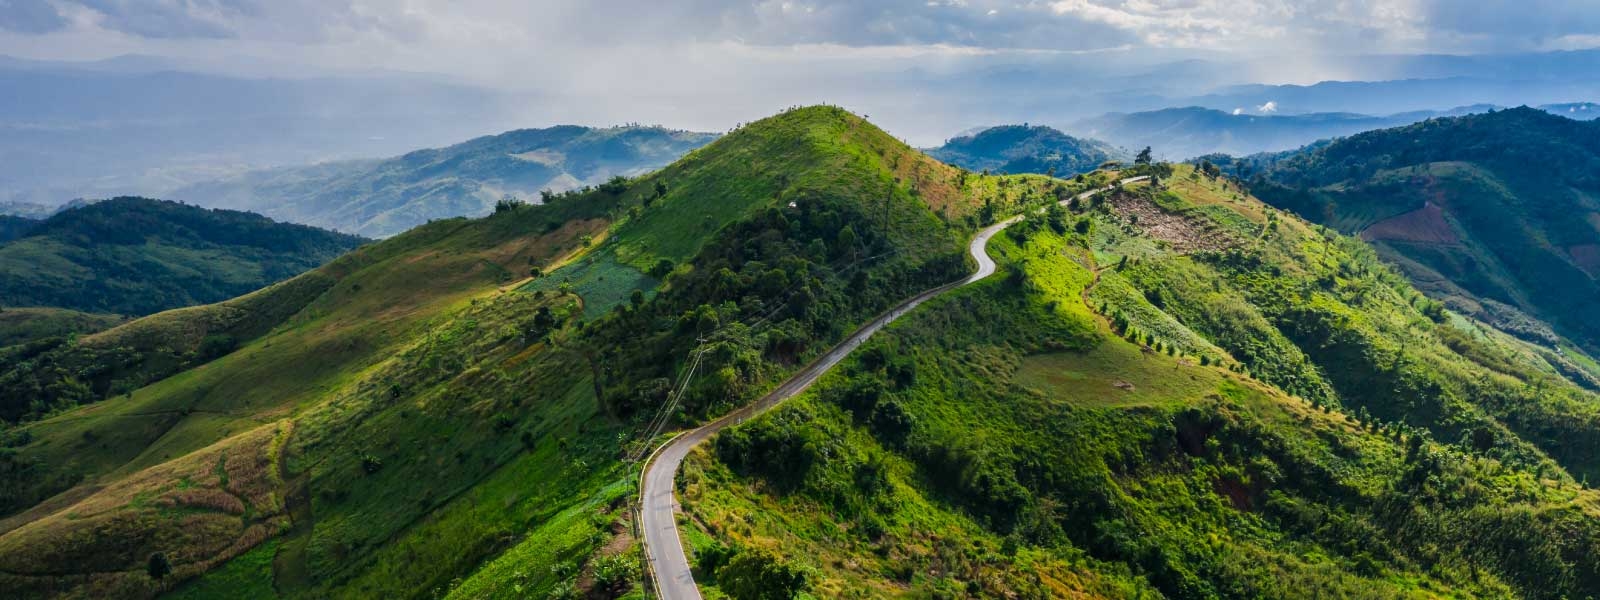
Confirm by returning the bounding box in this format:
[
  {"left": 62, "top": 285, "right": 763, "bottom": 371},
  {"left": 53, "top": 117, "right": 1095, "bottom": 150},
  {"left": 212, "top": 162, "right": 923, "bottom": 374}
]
[
  {"left": 0, "top": 0, "right": 70, "bottom": 33},
  {"left": 7, "top": 0, "right": 1598, "bottom": 58},
  {"left": 1257, "top": 101, "right": 1277, "bottom": 113},
  {"left": 1231, "top": 107, "right": 1243, "bottom": 115}
]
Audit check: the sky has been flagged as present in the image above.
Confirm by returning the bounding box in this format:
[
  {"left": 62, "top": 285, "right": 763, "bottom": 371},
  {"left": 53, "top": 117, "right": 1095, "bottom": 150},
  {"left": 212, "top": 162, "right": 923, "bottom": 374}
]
[{"left": 3, "top": 0, "right": 1599, "bottom": 141}]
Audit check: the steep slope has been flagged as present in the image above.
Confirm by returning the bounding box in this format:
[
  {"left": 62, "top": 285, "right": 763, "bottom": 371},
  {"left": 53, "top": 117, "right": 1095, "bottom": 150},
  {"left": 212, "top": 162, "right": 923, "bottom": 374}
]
[
  {"left": 680, "top": 165, "right": 1600, "bottom": 598},
  {"left": 173, "top": 125, "right": 718, "bottom": 237},
  {"left": 927, "top": 124, "right": 1125, "bottom": 177},
  {"left": 1242, "top": 108, "right": 1600, "bottom": 354},
  {"left": 0, "top": 198, "right": 365, "bottom": 317},
  {"left": 1068, "top": 105, "right": 1494, "bottom": 160},
  {"left": 0, "top": 106, "right": 1083, "bottom": 600}
]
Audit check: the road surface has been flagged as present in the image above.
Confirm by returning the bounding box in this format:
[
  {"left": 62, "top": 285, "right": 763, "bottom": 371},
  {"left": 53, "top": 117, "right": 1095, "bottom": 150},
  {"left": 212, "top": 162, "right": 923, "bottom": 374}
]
[{"left": 638, "top": 177, "right": 1145, "bottom": 599}]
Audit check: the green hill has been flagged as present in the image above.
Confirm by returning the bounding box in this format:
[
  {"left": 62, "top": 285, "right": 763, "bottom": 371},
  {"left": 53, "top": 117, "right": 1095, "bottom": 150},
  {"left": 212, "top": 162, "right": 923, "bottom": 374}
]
[
  {"left": 173, "top": 125, "right": 718, "bottom": 237},
  {"left": 0, "top": 198, "right": 366, "bottom": 318},
  {"left": 1239, "top": 108, "right": 1600, "bottom": 355},
  {"left": 5, "top": 107, "right": 1600, "bottom": 600},
  {"left": 0, "top": 106, "right": 1085, "bottom": 599},
  {"left": 680, "top": 164, "right": 1600, "bottom": 599},
  {"left": 927, "top": 125, "right": 1125, "bottom": 177}
]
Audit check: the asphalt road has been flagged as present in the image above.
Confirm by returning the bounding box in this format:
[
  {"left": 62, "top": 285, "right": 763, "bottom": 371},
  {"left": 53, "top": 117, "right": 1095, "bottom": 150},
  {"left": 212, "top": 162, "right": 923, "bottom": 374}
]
[{"left": 638, "top": 177, "right": 1145, "bottom": 599}]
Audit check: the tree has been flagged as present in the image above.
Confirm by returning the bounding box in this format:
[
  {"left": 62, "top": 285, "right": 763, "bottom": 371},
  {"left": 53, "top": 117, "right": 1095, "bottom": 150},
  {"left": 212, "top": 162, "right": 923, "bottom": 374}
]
[
  {"left": 836, "top": 224, "right": 858, "bottom": 260},
  {"left": 1135, "top": 146, "right": 1153, "bottom": 167},
  {"left": 147, "top": 552, "right": 172, "bottom": 582},
  {"left": 649, "top": 258, "right": 675, "bottom": 278}
]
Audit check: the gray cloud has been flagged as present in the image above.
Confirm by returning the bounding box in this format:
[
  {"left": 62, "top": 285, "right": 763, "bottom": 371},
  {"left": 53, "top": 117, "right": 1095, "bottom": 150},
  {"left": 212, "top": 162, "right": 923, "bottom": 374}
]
[
  {"left": 8, "top": 1, "right": 1598, "bottom": 54},
  {"left": 0, "top": 0, "right": 70, "bottom": 33}
]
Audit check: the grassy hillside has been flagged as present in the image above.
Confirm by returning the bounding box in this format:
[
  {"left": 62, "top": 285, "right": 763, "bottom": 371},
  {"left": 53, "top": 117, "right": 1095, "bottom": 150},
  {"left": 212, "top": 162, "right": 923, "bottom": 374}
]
[
  {"left": 1241, "top": 108, "right": 1600, "bottom": 355},
  {"left": 0, "top": 308, "right": 124, "bottom": 347},
  {"left": 927, "top": 125, "right": 1125, "bottom": 178},
  {"left": 174, "top": 125, "right": 718, "bottom": 237},
  {"left": 680, "top": 164, "right": 1600, "bottom": 598},
  {"left": 0, "top": 197, "right": 366, "bottom": 318},
  {"left": 0, "top": 106, "right": 1089, "bottom": 599}
]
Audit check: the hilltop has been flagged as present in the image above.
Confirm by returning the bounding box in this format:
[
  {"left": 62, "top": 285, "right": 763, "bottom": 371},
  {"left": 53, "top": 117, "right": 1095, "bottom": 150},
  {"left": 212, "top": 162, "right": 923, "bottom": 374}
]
[
  {"left": 173, "top": 125, "right": 719, "bottom": 237},
  {"left": 0, "top": 198, "right": 365, "bottom": 319},
  {"left": 926, "top": 125, "right": 1125, "bottom": 177},
  {"left": 1238, "top": 107, "right": 1600, "bottom": 354}
]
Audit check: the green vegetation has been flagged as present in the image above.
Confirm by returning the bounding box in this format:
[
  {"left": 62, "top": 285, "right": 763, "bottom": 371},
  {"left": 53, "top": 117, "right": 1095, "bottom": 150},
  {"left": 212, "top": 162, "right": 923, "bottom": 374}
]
[
  {"left": 0, "top": 106, "right": 1084, "bottom": 600},
  {"left": 0, "top": 307, "right": 124, "bottom": 347},
  {"left": 683, "top": 163, "right": 1600, "bottom": 598},
  {"left": 8, "top": 106, "right": 1600, "bottom": 600},
  {"left": 0, "top": 197, "right": 365, "bottom": 317},
  {"left": 1238, "top": 107, "right": 1600, "bottom": 355},
  {"left": 0, "top": 214, "right": 35, "bottom": 243}
]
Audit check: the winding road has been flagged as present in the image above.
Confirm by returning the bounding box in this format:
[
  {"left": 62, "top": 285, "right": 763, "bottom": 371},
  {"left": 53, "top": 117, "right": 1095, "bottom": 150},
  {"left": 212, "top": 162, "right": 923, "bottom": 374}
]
[{"left": 638, "top": 177, "right": 1146, "bottom": 599}]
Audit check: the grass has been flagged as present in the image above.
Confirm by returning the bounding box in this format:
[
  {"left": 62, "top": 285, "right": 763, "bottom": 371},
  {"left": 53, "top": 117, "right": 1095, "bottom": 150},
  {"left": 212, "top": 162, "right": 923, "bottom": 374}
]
[
  {"left": 521, "top": 252, "right": 655, "bottom": 319},
  {"left": 0, "top": 307, "right": 125, "bottom": 347},
  {"left": 444, "top": 478, "right": 634, "bottom": 599},
  {"left": 1014, "top": 342, "right": 1224, "bottom": 408}
]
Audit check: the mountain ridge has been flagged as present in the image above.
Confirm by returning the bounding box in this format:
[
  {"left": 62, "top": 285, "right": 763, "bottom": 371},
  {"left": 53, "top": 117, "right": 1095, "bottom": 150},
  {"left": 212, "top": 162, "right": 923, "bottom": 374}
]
[{"left": 172, "top": 124, "right": 718, "bottom": 237}]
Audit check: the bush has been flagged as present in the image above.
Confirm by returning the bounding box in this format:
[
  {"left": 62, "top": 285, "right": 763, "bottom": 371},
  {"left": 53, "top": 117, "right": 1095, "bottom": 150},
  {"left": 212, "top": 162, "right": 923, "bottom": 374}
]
[
  {"left": 716, "top": 548, "right": 809, "bottom": 600},
  {"left": 591, "top": 552, "right": 640, "bottom": 594}
]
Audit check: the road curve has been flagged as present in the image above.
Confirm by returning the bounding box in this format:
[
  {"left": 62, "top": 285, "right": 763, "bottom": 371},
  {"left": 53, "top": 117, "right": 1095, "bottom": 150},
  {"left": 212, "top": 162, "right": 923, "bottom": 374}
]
[{"left": 638, "top": 177, "right": 1145, "bottom": 599}]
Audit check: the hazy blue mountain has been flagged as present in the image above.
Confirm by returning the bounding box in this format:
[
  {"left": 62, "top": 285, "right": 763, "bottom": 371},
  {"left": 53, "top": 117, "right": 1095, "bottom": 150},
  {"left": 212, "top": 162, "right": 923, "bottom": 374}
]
[
  {"left": 172, "top": 125, "right": 719, "bottom": 237},
  {"left": 1068, "top": 105, "right": 1503, "bottom": 160},
  {"left": 1544, "top": 102, "right": 1600, "bottom": 120},
  {"left": 0, "top": 56, "right": 524, "bottom": 206},
  {"left": 926, "top": 125, "right": 1125, "bottom": 176},
  {"left": 0, "top": 201, "right": 54, "bottom": 219}
]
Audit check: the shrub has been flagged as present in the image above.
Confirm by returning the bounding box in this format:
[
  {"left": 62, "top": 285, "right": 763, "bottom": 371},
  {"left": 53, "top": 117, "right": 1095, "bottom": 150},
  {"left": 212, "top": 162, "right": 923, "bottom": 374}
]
[{"left": 716, "top": 548, "right": 809, "bottom": 600}]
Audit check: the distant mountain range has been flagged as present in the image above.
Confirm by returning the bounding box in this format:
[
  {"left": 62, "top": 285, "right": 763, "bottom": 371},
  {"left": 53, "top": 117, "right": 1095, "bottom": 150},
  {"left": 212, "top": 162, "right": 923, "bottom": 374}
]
[
  {"left": 924, "top": 124, "right": 1126, "bottom": 176},
  {"left": 0, "top": 55, "right": 525, "bottom": 206},
  {"left": 1063, "top": 103, "right": 1595, "bottom": 160},
  {"left": 171, "top": 125, "right": 718, "bottom": 237},
  {"left": 0, "top": 197, "right": 365, "bottom": 317}
]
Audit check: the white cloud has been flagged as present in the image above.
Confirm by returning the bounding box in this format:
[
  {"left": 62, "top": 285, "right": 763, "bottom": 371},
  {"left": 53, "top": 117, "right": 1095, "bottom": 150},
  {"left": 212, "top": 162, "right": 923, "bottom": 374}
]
[
  {"left": 1232, "top": 107, "right": 1243, "bottom": 115},
  {"left": 1257, "top": 101, "right": 1278, "bottom": 113}
]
